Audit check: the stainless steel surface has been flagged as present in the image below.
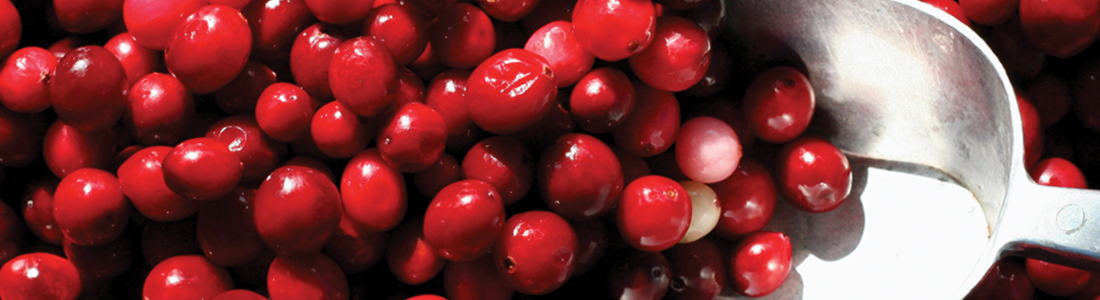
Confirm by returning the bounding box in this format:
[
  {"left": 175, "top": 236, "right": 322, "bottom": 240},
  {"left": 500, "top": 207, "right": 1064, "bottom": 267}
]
[{"left": 718, "top": 0, "right": 1100, "bottom": 298}]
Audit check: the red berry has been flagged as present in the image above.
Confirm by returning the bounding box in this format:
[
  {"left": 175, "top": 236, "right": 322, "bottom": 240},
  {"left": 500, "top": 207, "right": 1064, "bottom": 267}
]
[
  {"left": 519, "top": 0, "right": 576, "bottom": 34},
  {"left": 206, "top": 115, "right": 288, "bottom": 184},
  {"left": 50, "top": 46, "right": 128, "bottom": 133},
  {"left": 1018, "top": 94, "right": 1044, "bottom": 168},
  {"left": 1019, "top": 0, "right": 1100, "bottom": 58},
  {"left": 709, "top": 159, "right": 776, "bottom": 238},
  {"left": 53, "top": 168, "right": 130, "bottom": 246},
  {"left": 123, "top": 0, "right": 207, "bottom": 50},
  {"left": 1030, "top": 157, "right": 1087, "bottom": 188},
  {"left": 165, "top": 4, "right": 253, "bottom": 94},
  {"left": 241, "top": 0, "right": 315, "bottom": 66},
  {"left": 776, "top": 137, "right": 852, "bottom": 213},
  {"left": 0, "top": 201, "right": 22, "bottom": 265},
  {"left": 197, "top": 187, "right": 266, "bottom": 267},
  {"left": 291, "top": 23, "right": 348, "bottom": 102},
  {"left": 215, "top": 60, "right": 278, "bottom": 115},
  {"left": 966, "top": 258, "right": 1034, "bottom": 300},
  {"left": 324, "top": 215, "right": 388, "bottom": 274},
  {"left": 462, "top": 136, "right": 534, "bottom": 206},
  {"left": 304, "top": 0, "right": 375, "bottom": 24},
  {"left": 0, "top": 108, "right": 46, "bottom": 168},
  {"left": 0, "top": 0, "right": 18, "bottom": 59},
  {"left": 162, "top": 138, "right": 244, "bottom": 201},
  {"left": 476, "top": 0, "right": 539, "bottom": 21},
  {"left": 959, "top": 0, "right": 1018, "bottom": 25},
  {"left": 330, "top": 36, "right": 399, "bottom": 117},
  {"left": 1026, "top": 258, "right": 1091, "bottom": 296},
  {"left": 570, "top": 219, "right": 608, "bottom": 277},
  {"left": 256, "top": 82, "right": 317, "bottom": 143},
  {"left": 423, "top": 179, "right": 505, "bottom": 262},
  {"left": 429, "top": 3, "right": 496, "bottom": 69},
  {"left": 612, "top": 82, "right": 680, "bottom": 158},
  {"left": 254, "top": 165, "right": 343, "bottom": 257},
  {"left": 424, "top": 69, "right": 481, "bottom": 152},
  {"left": 509, "top": 96, "right": 575, "bottom": 152},
  {"left": 742, "top": 66, "right": 815, "bottom": 143},
  {"left": 407, "top": 295, "right": 447, "bottom": 300},
  {"left": 683, "top": 42, "right": 731, "bottom": 97},
  {"left": 141, "top": 219, "right": 203, "bottom": 267},
  {"left": 466, "top": 49, "right": 558, "bottom": 134},
  {"left": 143, "top": 255, "right": 233, "bottom": 300},
  {"left": 118, "top": 146, "right": 200, "bottom": 223},
  {"left": 311, "top": 101, "right": 372, "bottom": 159},
  {"left": 52, "top": 0, "right": 124, "bottom": 34},
  {"left": 616, "top": 175, "right": 691, "bottom": 252},
  {"left": 524, "top": 21, "right": 594, "bottom": 88},
  {"left": 443, "top": 255, "right": 514, "bottom": 300},
  {"left": 730, "top": 231, "right": 792, "bottom": 297},
  {"left": 215, "top": 290, "right": 268, "bottom": 300},
  {"left": 629, "top": 16, "right": 711, "bottom": 92},
  {"left": 492, "top": 211, "right": 577, "bottom": 295},
  {"left": 342, "top": 148, "right": 407, "bottom": 232},
  {"left": 0, "top": 47, "right": 57, "bottom": 113},
  {"left": 387, "top": 215, "right": 446, "bottom": 285},
  {"left": 125, "top": 73, "right": 196, "bottom": 146},
  {"left": 1024, "top": 72, "right": 1071, "bottom": 127},
  {"left": 570, "top": 67, "right": 636, "bottom": 133},
  {"left": 0, "top": 253, "right": 82, "bottom": 300},
  {"left": 22, "top": 179, "right": 64, "bottom": 245},
  {"left": 363, "top": 3, "right": 430, "bottom": 66},
  {"left": 538, "top": 133, "right": 624, "bottom": 221},
  {"left": 268, "top": 252, "right": 349, "bottom": 300},
  {"left": 104, "top": 32, "right": 162, "bottom": 87},
  {"left": 606, "top": 248, "right": 671, "bottom": 300},
  {"left": 921, "top": 0, "right": 972, "bottom": 27},
  {"left": 572, "top": 0, "right": 656, "bottom": 61},
  {"left": 414, "top": 153, "right": 463, "bottom": 198},
  {"left": 63, "top": 234, "right": 132, "bottom": 281},
  {"left": 209, "top": 0, "right": 250, "bottom": 9},
  {"left": 675, "top": 116, "right": 741, "bottom": 184},
  {"left": 665, "top": 238, "right": 726, "bottom": 300}
]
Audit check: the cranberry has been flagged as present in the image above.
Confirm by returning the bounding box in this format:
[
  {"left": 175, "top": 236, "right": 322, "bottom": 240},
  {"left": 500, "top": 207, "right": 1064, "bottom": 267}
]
[
  {"left": 491, "top": 211, "right": 576, "bottom": 295},
  {"left": 648, "top": 148, "right": 690, "bottom": 182},
  {"left": 571, "top": 219, "right": 608, "bottom": 277},
  {"left": 311, "top": 101, "right": 372, "bottom": 159},
  {"left": 50, "top": 46, "right": 128, "bottom": 133},
  {"left": 63, "top": 234, "right": 132, "bottom": 281},
  {"left": 105, "top": 32, "right": 161, "bottom": 87},
  {"left": 268, "top": 252, "right": 348, "bottom": 300},
  {"left": 242, "top": 0, "right": 316, "bottom": 66},
  {"left": 141, "top": 218, "right": 203, "bottom": 266},
  {"left": 1024, "top": 72, "right": 1071, "bottom": 127},
  {"left": 162, "top": 138, "right": 243, "bottom": 201},
  {"left": 423, "top": 70, "right": 477, "bottom": 150},
  {"left": 665, "top": 238, "right": 726, "bottom": 300},
  {"left": 569, "top": 68, "right": 635, "bottom": 133},
  {"left": 0, "top": 253, "right": 82, "bottom": 300},
  {"left": 613, "top": 82, "right": 680, "bottom": 157},
  {"left": 430, "top": 3, "right": 496, "bottom": 69},
  {"left": 324, "top": 214, "right": 389, "bottom": 274},
  {"left": 46, "top": 37, "right": 92, "bottom": 60},
  {"left": 709, "top": 159, "right": 776, "bottom": 238},
  {"left": 443, "top": 255, "right": 514, "bottom": 300},
  {"left": 165, "top": 4, "right": 252, "bottom": 94},
  {"left": 52, "top": 0, "right": 124, "bottom": 34},
  {"left": 255, "top": 83, "right": 317, "bottom": 143},
  {"left": 378, "top": 102, "right": 448, "bottom": 173},
  {"left": 629, "top": 16, "right": 711, "bottom": 93},
  {"left": 572, "top": 0, "right": 656, "bottom": 61},
  {"left": 0, "top": 47, "right": 57, "bottom": 113},
  {"left": 342, "top": 148, "right": 407, "bottom": 232},
  {"left": 462, "top": 136, "right": 534, "bottom": 206},
  {"left": 409, "top": 42, "right": 448, "bottom": 81},
  {"left": 0, "top": 0, "right": 17, "bottom": 59},
  {"left": 22, "top": 179, "right": 64, "bottom": 245},
  {"left": 742, "top": 66, "right": 815, "bottom": 143},
  {"left": 519, "top": 0, "right": 575, "bottom": 34},
  {"left": 606, "top": 248, "right": 671, "bottom": 300},
  {"left": 1019, "top": 0, "right": 1100, "bottom": 58},
  {"left": 921, "top": 0, "right": 972, "bottom": 27},
  {"left": 0, "top": 108, "right": 46, "bottom": 168},
  {"left": 683, "top": 43, "right": 730, "bottom": 97},
  {"left": 209, "top": 0, "right": 251, "bottom": 10},
  {"left": 206, "top": 115, "right": 288, "bottom": 184},
  {"left": 966, "top": 258, "right": 1035, "bottom": 300},
  {"left": 414, "top": 153, "right": 463, "bottom": 199},
  {"left": 407, "top": 295, "right": 447, "bottom": 300},
  {"left": 215, "top": 289, "right": 268, "bottom": 300},
  {"left": 254, "top": 165, "right": 342, "bottom": 257},
  {"left": 125, "top": 73, "right": 196, "bottom": 146},
  {"left": 730, "top": 231, "right": 791, "bottom": 297},
  {"left": 960, "top": 0, "right": 1017, "bottom": 25},
  {"left": 678, "top": 181, "right": 721, "bottom": 243},
  {"left": 1018, "top": 94, "right": 1044, "bottom": 168},
  {"left": 466, "top": 49, "right": 557, "bottom": 134},
  {"left": 676, "top": 116, "right": 742, "bottom": 184},
  {"left": 53, "top": 168, "right": 130, "bottom": 246},
  {"left": 283, "top": 155, "right": 336, "bottom": 181},
  {"left": 614, "top": 145, "right": 652, "bottom": 185},
  {"left": 304, "top": 0, "right": 374, "bottom": 24},
  {"left": 230, "top": 249, "right": 276, "bottom": 289},
  {"left": 363, "top": 4, "right": 430, "bottom": 66},
  {"left": 330, "top": 36, "right": 398, "bottom": 117},
  {"left": 197, "top": 187, "right": 266, "bottom": 267},
  {"left": 538, "top": 133, "right": 623, "bottom": 221},
  {"left": 524, "top": 21, "right": 594, "bottom": 88},
  {"left": 616, "top": 175, "right": 691, "bottom": 252},
  {"left": 510, "top": 96, "right": 575, "bottom": 152},
  {"left": 393, "top": 67, "right": 428, "bottom": 109},
  {"left": 387, "top": 215, "right": 446, "bottom": 285},
  {"left": 423, "top": 179, "right": 505, "bottom": 262},
  {"left": 123, "top": 0, "right": 207, "bottom": 50},
  {"left": 291, "top": 23, "right": 348, "bottom": 102},
  {"left": 144, "top": 255, "right": 233, "bottom": 300},
  {"left": 776, "top": 137, "right": 852, "bottom": 213},
  {"left": 1031, "top": 157, "right": 1087, "bottom": 188},
  {"left": 118, "top": 146, "right": 200, "bottom": 222},
  {"left": 1026, "top": 258, "right": 1091, "bottom": 296},
  {"left": 215, "top": 60, "right": 278, "bottom": 115},
  {"left": 0, "top": 201, "right": 21, "bottom": 265}
]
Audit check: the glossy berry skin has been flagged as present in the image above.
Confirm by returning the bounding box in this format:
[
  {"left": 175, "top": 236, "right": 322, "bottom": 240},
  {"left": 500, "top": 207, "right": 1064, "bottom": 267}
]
[
  {"left": 1030, "top": 157, "right": 1087, "bottom": 188},
  {"left": 63, "top": 234, "right": 132, "bottom": 281},
  {"left": 1019, "top": 0, "right": 1100, "bottom": 58},
  {"left": 50, "top": 46, "right": 128, "bottom": 133},
  {"left": 324, "top": 215, "right": 388, "bottom": 274},
  {"left": 524, "top": 21, "right": 594, "bottom": 88},
  {"left": 197, "top": 187, "right": 266, "bottom": 267},
  {"left": 162, "top": 138, "right": 244, "bottom": 201},
  {"left": 742, "top": 66, "right": 815, "bottom": 143},
  {"left": 424, "top": 69, "right": 478, "bottom": 152},
  {"left": 118, "top": 146, "right": 200, "bottom": 223},
  {"left": 570, "top": 68, "right": 635, "bottom": 134},
  {"left": 476, "top": 0, "right": 539, "bottom": 21},
  {"left": 268, "top": 252, "right": 349, "bottom": 300},
  {"left": 342, "top": 148, "right": 407, "bottom": 232},
  {"left": 105, "top": 32, "right": 162, "bottom": 87},
  {"left": 709, "top": 159, "right": 776, "bottom": 238},
  {"left": 206, "top": 115, "right": 288, "bottom": 184},
  {"left": 22, "top": 179, "right": 63, "bottom": 245},
  {"left": 407, "top": 295, "right": 447, "bottom": 300},
  {"left": 423, "top": 179, "right": 506, "bottom": 262},
  {"left": 462, "top": 136, "right": 533, "bottom": 206},
  {"left": 959, "top": 0, "right": 1017, "bottom": 25},
  {"left": 675, "top": 116, "right": 741, "bottom": 184},
  {"left": 730, "top": 231, "right": 792, "bottom": 297},
  {"left": 378, "top": 102, "right": 448, "bottom": 173},
  {"left": 616, "top": 175, "right": 691, "bottom": 252},
  {"left": 606, "top": 248, "right": 671, "bottom": 300},
  {"left": 539, "top": 133, "right": 624, "bottom": 221},
  {"left": 304, "top": 0, "right": 374, "bottom": 24},
  {"left": 0, "top": 107, "right": 46, "bottom": 168},
  {"left": 0, "top": 0, "right": 17, "bottom": 59},
  {"left": 387, "top": 215, "right": 446, "bottom": 285},
  {"left": 572, "top": 0, "right": 656, "bottom": 61},
  {"left": 0, "top": 253, "right": 82, "bottom": 300},
  {"left": 430, "top": 3, "right": 496, "bottom": 69},
  {"left": 53, "top": 168, "right": 131, "bottom": 246},
  {"left": 519, "top": 0, "right": 575, "bottom": 34},
  {"left": 921, "top": 0, "right": 972, "bottom": 27},
  {"left": 241, "top": 0, "right": 316, "bottom": 66},
  {"left": 0, "top": 201, "right": 22, "bottom": 266},
  {"left": 291, "top": 23, "right": 348, "bottom": 102},
  {"left": 613, "top": 82, "right": 680, "bottom": 158},
  {"left": 215, "top": 290, "right": 268, "bottom": 300},
  {"left": 966, "top": 259, "right": 1034, "bottom": 300},
  {"left": 444, "top": 255, "right": 514, "bottom": 300},
  {"left": 125, "top": 73, "right": 196, "bottom": 146},
  {"left": 665, "top": 239, "right": 726, "bottom": 300},
  {"left": 330, "top": 36, "right": 399, "bottom": 117},
  {"left": 42, "top": 120, "right": 112, "bottom": 177},
  {"left": 123, "top": 0, "right": 208, "bottom": 50},
  {"left": 571, "top": 219, "right": 608, "bottom": 277},
  {"left": 1018, "top": 95, "right": 1043, "bottom": 168},
  {"left": 311, "top": 101, "right": 371, "bottom": 159},
  {"left": 0, "top": 47, "right": 57, "bottom": 113},
  {"left": 629, "top": 17, "right": 711, "bottom": 93},
  {"left": 492, "top": 211, "right": 577, "bottom": 295},
  {"left": 165, "top": 4, "right": 253, "bottom": 94},
  {"left": 256, "top": 83, "right": 316, "bottom": 143},
  {"left": 215, "top": 60, "right": 278, "bottom": 115},
  {"left": 466, "top": 49, "right": 557, "bottom": 134},
  {"left": 52, "top": 0, "right": 124, "bottom": 34},
  {"left": 144, "top": 255, "right": 234, "bottom": 300},
  {"left": 363, "top": 4, "right": 430, "bottom": 66},
  {"left": 776, "top": 137, "right": 852, "bottom": 213},
  {"left": 254, "top": 165, "right": 343, "bottom": 257},
  {"left": 1026, "top": 258, "right": 1090, "bottom": 296},
  {"left": 415, "top": 153, "right": 463, "bottom": 199}
]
